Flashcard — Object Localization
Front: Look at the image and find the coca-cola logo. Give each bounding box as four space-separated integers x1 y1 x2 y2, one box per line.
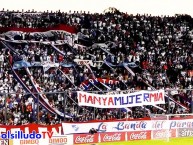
153 130 169 138
129 132 147 140
103 133 121 142
75 135 94 144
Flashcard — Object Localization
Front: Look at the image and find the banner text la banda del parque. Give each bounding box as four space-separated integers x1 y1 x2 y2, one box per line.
77 90 165 108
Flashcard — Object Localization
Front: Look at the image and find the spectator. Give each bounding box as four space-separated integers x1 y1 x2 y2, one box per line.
0 9 192 125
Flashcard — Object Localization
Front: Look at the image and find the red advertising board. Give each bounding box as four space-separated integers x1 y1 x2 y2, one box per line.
127 131 151 141
100 132 125 142
73 134 98 144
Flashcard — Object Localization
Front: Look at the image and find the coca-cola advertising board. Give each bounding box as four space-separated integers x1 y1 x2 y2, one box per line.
178 128 193 137
127 131 151 141
152 129 176 139
73 134 99 144
100 132 125 142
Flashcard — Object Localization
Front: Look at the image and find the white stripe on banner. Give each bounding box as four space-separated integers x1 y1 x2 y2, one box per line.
104 60 114 71
100 82 111 90
83 61 96 78
12 68 56 114
100 47 115 56
51 44 66 56
88 79 102 91
142 106 151 114
122 107 132 113
58 68 77 88
123 64 135 76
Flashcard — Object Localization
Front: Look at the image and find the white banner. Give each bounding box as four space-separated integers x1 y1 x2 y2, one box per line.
77 90 165 108
63 118 193 134
63 121 153 134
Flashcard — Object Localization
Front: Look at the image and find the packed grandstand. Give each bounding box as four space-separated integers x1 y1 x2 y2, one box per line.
0 8 192 126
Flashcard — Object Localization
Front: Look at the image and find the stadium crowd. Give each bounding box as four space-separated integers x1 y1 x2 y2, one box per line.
0 9 192 125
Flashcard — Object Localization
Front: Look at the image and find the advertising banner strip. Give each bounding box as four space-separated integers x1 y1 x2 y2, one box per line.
77 90 165 108
72 130 177 144
62 118 193 134
0 121 193 144
0 118 193 135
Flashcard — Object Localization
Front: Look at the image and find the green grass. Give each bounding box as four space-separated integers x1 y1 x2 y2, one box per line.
81 137 193 145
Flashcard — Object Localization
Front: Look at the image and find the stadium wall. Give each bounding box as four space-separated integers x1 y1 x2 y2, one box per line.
0 0 193 16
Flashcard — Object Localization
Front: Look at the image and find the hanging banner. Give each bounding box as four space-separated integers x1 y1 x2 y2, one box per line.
0 24 77 33
77 90 165 108
74 59 93 66
31 61 59 72
80 78 119 90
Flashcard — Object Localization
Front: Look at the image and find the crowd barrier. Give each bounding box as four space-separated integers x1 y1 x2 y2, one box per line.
0 117 193 145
